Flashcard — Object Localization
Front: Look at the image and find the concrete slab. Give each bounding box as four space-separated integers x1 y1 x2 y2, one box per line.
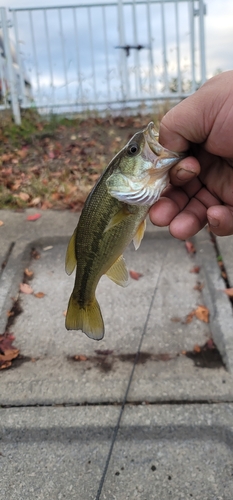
0 209 79 334
0 213 233 404
0 405 118 500
101 403 233 500
1 404 233 500
195 231 233 373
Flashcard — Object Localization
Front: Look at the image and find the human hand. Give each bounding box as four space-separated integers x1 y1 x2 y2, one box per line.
149 71 233 238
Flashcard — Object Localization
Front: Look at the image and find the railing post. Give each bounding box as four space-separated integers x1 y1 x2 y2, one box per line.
117 0 129 101
1 7 21 124
199 0 206 85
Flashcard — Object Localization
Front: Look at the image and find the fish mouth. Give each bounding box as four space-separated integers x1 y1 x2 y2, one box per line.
143 121 184 168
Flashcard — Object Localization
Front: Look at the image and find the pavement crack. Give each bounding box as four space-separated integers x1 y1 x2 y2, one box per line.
1 400 232 409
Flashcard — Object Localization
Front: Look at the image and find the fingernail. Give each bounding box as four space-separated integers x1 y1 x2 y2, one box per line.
208 216 219 228
176 168 195 180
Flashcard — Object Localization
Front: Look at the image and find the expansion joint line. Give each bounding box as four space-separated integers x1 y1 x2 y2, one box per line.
95 248 168 500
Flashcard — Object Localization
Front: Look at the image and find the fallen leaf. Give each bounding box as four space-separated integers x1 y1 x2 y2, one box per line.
170 317 181 322
18 192 30 202
190 266 200 273
222 288 233 297
31 249 40 260
0 334 19 370
185 310 196 323
24 268 34 279
20 283 33 294
129 270 143 280
30 196 41 206
185 241 196 254
195 305 209 323
0 220 4 226
7 310 14 318
27 213 41 221
34 292 45 298
73 354 88 361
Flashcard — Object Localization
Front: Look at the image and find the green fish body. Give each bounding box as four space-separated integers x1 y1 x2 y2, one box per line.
65 122 184 340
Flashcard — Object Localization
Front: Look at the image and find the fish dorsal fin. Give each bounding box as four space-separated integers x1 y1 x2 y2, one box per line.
106 255 129 287
104 206 131 233
65 228 77 275
133 219 146 250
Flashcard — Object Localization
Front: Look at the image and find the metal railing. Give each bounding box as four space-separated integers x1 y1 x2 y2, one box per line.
0 0 206 123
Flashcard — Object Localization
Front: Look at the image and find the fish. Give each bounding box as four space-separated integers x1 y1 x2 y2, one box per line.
65 122 184 340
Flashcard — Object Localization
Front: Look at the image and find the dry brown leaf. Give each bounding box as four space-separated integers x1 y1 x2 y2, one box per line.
24 268 34 279
31 249 40 260
185 241 196 254
0 360 12 370
73 354 88 361
18 192 30 201
185 310 196 323
34 292 45 298
0 334 19 370
195 305 209 323
190 266 200 274
20 283 33 294
7 310 14 318
222 288 233 297
129 270 143 280
0 347 19 362
30 196 41 206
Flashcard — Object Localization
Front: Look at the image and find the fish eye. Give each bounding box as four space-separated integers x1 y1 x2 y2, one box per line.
127 142 139 156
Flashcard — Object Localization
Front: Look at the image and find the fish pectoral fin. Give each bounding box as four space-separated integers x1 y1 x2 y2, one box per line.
106 255 129 287
104 206 131 233
65 228 77 275
65 293 104 340
133 219 146 250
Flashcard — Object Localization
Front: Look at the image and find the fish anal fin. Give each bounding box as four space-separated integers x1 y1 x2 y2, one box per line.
104 206 131 233
133 219 146 250
65 228 77 275
106 255 129 287
65 293 104 340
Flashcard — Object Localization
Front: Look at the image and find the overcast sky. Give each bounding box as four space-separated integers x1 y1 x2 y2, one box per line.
1 0 231 79
1 0 232 107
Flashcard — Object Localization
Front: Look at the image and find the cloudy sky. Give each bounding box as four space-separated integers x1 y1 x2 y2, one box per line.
1 0 232 107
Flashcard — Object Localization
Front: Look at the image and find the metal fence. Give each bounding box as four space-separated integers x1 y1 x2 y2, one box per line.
0 0 206 124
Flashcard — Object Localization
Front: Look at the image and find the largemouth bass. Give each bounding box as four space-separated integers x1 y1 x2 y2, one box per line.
65 122 184 340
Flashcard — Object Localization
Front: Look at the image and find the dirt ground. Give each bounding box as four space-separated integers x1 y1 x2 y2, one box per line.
0 110 165 212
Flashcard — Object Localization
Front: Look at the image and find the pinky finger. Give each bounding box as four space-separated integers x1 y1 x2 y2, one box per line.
207 206 233 236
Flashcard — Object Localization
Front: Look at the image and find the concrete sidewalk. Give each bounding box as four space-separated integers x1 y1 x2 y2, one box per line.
0 209 233 499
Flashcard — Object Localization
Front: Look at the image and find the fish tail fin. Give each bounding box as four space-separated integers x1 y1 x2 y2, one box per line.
65 293 104 340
